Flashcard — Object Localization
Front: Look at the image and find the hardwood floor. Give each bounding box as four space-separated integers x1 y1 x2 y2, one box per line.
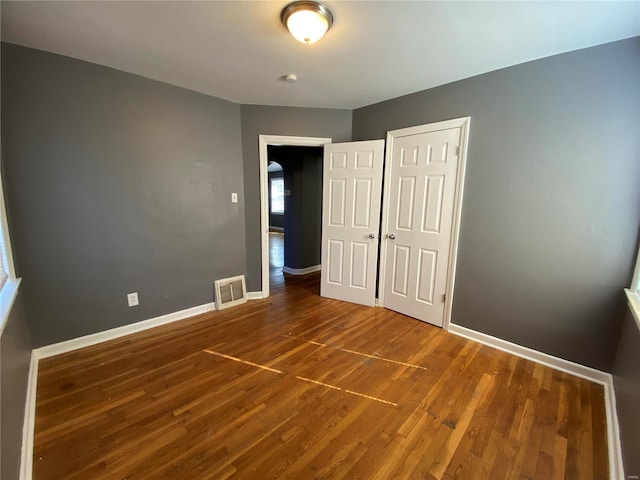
34 272 608 479
269 232 285 289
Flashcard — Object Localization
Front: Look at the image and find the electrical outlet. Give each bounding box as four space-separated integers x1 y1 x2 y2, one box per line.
231 192 238 203
127 292 139 307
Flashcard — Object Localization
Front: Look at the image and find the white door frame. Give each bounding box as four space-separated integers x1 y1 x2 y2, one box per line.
377 117 470 331
258 135 332 298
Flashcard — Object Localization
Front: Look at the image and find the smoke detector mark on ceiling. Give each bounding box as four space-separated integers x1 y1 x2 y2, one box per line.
282 74 298 83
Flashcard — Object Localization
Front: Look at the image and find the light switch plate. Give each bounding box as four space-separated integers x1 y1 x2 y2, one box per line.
231 192 238 203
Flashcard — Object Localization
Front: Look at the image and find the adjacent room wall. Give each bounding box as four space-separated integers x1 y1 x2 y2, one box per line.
1 290 32 479
613 307 640 477
300 148 323 270
2 43 246 347
240 105 351 291
352 37 640 370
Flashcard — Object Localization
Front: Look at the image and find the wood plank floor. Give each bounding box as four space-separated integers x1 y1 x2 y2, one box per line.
33 272 608 479
269 231 285 289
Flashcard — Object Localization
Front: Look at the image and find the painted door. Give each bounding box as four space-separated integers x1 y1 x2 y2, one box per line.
380 119 468 326
321 140 385 306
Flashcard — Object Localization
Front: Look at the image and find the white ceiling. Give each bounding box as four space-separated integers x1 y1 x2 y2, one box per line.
2 1 639 109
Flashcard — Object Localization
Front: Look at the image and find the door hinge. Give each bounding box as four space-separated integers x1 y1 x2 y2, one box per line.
442 293 446 303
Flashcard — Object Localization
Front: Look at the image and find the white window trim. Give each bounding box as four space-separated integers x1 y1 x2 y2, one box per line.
625 244 640 330
630 244 640 293
270 177 285 215
0 168 21 337
0 277 21 336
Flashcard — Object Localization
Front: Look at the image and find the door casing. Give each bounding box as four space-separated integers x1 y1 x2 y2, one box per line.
378 117 470 331
258 135 332 298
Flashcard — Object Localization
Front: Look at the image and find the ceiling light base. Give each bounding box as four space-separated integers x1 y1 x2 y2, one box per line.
281 1 334 45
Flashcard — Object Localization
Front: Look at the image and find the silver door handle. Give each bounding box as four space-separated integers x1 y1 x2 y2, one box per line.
388 233 396 240
368 233 376 239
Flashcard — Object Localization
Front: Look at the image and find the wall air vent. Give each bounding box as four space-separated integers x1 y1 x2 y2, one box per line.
214 275 247 310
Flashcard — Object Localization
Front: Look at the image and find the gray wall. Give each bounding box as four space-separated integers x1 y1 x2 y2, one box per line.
268 146 323 270
1 290 32 480
353 37 640 370
241 105 352 291
613 307 640 477
2 43 246 347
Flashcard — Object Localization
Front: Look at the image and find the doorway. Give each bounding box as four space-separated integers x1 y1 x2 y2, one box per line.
267 161 285 288
259 135 332 298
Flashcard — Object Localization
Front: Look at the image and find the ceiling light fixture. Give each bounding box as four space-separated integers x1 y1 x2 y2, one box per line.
281 1 334 45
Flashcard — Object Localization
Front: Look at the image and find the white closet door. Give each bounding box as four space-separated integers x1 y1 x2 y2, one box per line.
320 140 384 306
380 118 469 327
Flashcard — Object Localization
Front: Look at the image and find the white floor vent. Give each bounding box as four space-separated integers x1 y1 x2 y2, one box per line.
214 275 247 310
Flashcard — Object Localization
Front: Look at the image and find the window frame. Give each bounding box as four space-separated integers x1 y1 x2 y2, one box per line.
0 166 20 336
631 245 640 293
625 245 640 328
270 177 285 215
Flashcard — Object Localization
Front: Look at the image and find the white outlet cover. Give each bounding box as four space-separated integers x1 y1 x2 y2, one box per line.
231 192 238 203
127 292 139 307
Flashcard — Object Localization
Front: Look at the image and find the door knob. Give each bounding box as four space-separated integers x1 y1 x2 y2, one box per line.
388 233 396 240
368 233 376 239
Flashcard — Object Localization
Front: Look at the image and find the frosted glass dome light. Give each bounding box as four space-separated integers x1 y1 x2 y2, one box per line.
281 1 334 45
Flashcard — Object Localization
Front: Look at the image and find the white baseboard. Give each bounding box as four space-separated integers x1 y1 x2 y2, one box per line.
604 376 625 480
35 302 216 359
448 323 608 383
32 291 266 361
282 265 321 276
448 323 624 480
19 352 39 480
